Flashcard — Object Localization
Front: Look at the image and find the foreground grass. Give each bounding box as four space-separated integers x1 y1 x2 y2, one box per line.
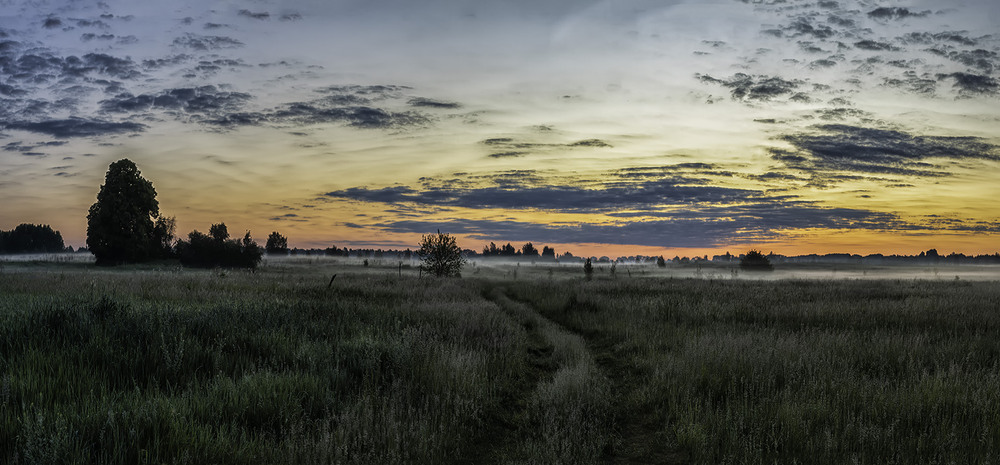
0 265 530 464
509 278 1000 464
3 261 1000 463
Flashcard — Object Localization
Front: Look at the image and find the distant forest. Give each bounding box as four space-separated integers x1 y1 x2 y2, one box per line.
0 224 66 254
2 223 999 266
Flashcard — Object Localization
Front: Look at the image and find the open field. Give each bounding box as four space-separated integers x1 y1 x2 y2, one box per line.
2 258 1000 463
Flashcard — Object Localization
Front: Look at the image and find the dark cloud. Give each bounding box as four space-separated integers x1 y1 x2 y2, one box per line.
825 16 855 29
142 55 192 70
902 32 978 47
882 73 937 95
697 73 803 102
100 86 252 115
81 33 116 42
4 117 145 138
0 51 140 85
172 34 244 51
613 164 723 179
945 49 999 73
43 18 62 29
317 85 411 100
478 136 613 152
815 107 869 121
324 173 755 214
775 124 1000 176
937 72 999 95
75 19 110 29
238 10 270 20
784 18 835 40
809 58 838 69
854 40 900 52
3 140 67 152
488 151 526 158
867 8 930 20
362 198 903 248
267 105 429 129
407 97 460 109
569 139 612 148
280 13 303 21
190 84 434 130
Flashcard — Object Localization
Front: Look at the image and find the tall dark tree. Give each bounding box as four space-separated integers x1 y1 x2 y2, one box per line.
87 159 162 265
482 242 500 257
500 243 517 257
541 246 556 260
418 230 466 277
521 242 539 257
266 231 289 255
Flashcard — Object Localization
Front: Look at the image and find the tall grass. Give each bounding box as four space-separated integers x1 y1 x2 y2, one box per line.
0 268 524 464
509 278 1000 464
5 261 1000 463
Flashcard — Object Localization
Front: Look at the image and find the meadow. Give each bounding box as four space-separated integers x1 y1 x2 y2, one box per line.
1 257 999 464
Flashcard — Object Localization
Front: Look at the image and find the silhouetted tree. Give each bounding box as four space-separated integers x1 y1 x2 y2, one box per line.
482 242 500 257
418 230 465 277
541 246 556 261
152 216 176 258
740 249 774 271
656 255 666 268
500 243 517 257
210 223 229 242
87 159 164 265
0 224 64 253
266 231 289 255
521 242 539 257
176 225 262 269
584 257 594 280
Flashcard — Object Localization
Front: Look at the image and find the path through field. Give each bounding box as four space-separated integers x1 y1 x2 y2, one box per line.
472 286 687 464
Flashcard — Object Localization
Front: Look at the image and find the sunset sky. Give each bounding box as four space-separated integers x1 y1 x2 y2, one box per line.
1 0 998 257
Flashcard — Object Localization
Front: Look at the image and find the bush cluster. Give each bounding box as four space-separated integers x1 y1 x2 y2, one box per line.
176 224 262 269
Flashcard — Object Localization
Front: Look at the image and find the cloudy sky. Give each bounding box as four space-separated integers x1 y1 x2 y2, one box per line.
1 0 999 256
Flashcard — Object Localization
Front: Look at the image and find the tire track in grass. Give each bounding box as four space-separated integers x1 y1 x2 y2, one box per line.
454 290 556 464
510 286 688 464
470 287 614 465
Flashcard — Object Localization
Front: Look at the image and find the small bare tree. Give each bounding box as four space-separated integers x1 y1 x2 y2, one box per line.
418 230 466 277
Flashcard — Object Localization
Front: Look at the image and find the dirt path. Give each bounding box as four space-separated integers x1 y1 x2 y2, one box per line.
511 290 690 465
454 288 562 464
462 286 687 464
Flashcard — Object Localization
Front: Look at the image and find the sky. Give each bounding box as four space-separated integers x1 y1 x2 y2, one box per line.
1 0 998 257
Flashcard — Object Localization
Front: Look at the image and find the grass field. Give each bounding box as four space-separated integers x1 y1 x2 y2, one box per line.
2 257 999 463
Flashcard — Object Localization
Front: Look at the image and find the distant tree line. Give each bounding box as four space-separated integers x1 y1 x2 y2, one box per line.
480 242 557 260
0 224 65 253
176 223 262 269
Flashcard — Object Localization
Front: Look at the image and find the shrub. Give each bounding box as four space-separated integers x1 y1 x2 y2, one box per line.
265 232 289 255
418 231 465 277
739 249 774 271
176 224 262 269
